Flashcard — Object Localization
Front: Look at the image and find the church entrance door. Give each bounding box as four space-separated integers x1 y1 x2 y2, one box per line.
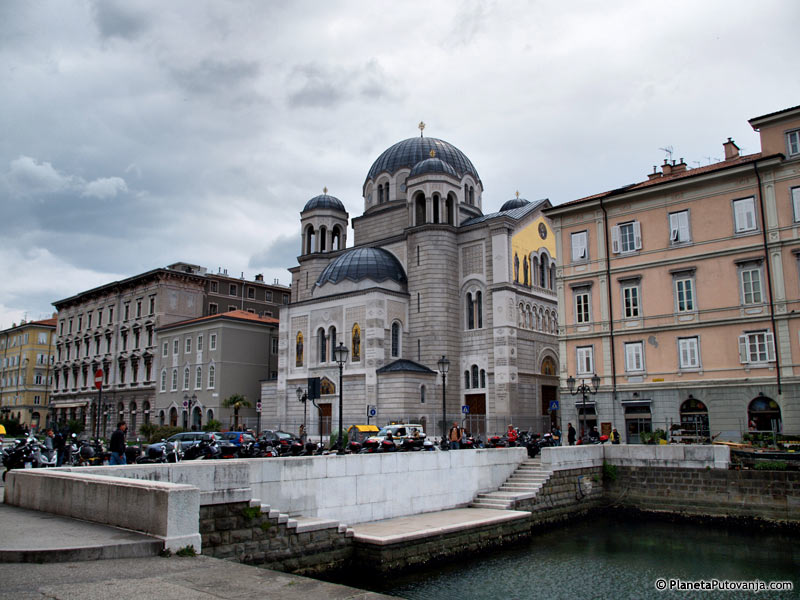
541 385 558 429
319 403 331 437
464 394 486 435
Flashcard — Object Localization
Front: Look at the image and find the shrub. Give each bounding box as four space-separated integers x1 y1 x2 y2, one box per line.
754 460 788 471
328 429 348 450
176 545 197 557
203 419 222 432
66 419 85 435
602 461 618 482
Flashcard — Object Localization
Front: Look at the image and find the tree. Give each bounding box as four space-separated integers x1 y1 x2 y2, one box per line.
222 394 251 430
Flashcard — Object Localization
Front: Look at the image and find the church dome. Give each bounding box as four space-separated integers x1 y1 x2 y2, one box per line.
499 197 530 211
303 193 346 213
365 137 480 184
316 247 407 287
409 156 458 178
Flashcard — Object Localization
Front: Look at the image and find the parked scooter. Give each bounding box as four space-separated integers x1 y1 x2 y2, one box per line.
76 439 109 466
2 436 36 480
136 439 180 463
31 441 57 468
182 435 222 460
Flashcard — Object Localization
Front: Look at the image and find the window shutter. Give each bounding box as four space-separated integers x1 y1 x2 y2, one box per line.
738 334 748 363
765 332 776 361
633 221 642 250
611 226 620 254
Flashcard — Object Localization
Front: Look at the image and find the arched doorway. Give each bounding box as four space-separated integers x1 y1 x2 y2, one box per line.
169 407 178 427
748 395 781 432
680 397 710 441
540 356 558 429
192 406 202 430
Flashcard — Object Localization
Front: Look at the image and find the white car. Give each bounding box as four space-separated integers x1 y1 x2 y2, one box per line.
368 423 425 445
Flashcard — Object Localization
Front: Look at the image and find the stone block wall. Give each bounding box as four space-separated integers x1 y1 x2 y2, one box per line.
200 501 352 575
605 466 800 522
515 466 604 526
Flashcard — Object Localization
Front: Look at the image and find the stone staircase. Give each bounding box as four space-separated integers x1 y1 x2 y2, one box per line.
470 457 552 510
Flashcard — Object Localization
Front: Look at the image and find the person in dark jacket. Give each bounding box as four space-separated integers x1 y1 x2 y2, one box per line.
567 423 576 446
109 421 127 465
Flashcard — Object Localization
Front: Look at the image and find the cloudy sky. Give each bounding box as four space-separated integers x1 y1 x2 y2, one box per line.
1 0 798 328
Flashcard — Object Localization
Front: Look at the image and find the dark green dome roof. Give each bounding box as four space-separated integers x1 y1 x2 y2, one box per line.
303 193 346 213
499 197 530 211
365 137 480 184
316 247 407 287
410 157 458 178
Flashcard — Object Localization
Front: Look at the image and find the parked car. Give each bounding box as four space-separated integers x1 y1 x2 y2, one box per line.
367 423 425 446
147 432 237 457
220 431 256 446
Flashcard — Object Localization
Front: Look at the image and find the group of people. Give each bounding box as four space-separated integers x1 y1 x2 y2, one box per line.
565 422 621 445
447 422 472 449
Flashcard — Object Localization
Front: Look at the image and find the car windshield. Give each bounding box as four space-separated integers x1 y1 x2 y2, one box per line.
275 431 294 440
377 427 395 437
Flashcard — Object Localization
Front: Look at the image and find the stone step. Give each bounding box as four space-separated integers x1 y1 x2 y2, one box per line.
469 500 512 509
501 483 542 491
509 473 549 479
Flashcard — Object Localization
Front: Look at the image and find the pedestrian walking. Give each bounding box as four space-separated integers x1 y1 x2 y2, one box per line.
109 421 127 465
567 422 576 446
552 425 562 446
611 428 621 444
448 422 461 450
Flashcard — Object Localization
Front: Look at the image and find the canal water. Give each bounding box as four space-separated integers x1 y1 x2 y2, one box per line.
330 514 799 600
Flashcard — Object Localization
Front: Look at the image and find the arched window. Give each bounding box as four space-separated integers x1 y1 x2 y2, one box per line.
183 367 190 390
532 256 539 286
160 369 166 392
464 370 470 389
471 365 479 389
469 186 474 205
318 328 327 363
305 225 315 255
206 409 214 423
550 264 556 289
480 369 486 388
433 193 440 223
169 407 178 427
329 326 337 359
518 303 525 327
143 401 151 424
351 324 361 361
540 255 548 289
680 397 709 440
523 256 529 286
378 184 384 204
159 409 165 425
476 291 483 328
331 226 341 251
195 366 202 389
748 395 782 432
415 193 426 225
208 365 215 388
466 292 475 329
391 322 400 358
296 332 304 367
319 226 327 252
420 385 426 404
446 194 455 224
171 369 178 391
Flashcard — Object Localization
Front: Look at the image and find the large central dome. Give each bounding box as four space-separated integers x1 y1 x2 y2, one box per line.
365 137 480 184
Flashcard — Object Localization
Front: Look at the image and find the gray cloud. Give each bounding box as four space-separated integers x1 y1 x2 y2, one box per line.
91 0 150 40
248 234 300 271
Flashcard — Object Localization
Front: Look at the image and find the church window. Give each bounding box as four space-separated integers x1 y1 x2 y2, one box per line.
550 265 556 290
523 256 529 286
318 328 327 363
351 324 361 362
464 371 471 389
319 226 327 252
514 253 519 282
469 186 475 205
378 184 383 204
471 365 479 389
480 369 486 388
415 194 426 225
532 256 539 286
466 292 475 329
391 322 400 358
476 291 483 328
331 226 341 251
540 255 548 289
296 332 304 367
305 225 315 254
446 194 455 224
433 194 440 223
420 385 426 404
329 326 337 359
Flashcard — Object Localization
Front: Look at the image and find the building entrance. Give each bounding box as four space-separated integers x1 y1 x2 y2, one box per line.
464 394 486 435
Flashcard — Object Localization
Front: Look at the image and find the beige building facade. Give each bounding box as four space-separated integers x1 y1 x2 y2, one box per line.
545 105 800 442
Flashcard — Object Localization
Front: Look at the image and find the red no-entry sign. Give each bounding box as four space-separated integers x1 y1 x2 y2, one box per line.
94 369 103 390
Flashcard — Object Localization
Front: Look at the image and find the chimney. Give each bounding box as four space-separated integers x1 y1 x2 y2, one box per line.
723 137 740 160
671 158 688 173
661 159 673 176
647 166 662 180
255 273 264 282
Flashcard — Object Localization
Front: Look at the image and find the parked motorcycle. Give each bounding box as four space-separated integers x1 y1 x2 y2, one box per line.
136 439 180 463
2 436 36 480
360 438 380 453
182 435 222 460
486 435 507 448
77 439 109 466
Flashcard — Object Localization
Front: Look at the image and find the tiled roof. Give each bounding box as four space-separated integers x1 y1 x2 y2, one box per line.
461 198 547 227
376 359 436 374
551 153 768 211
158 309 278 331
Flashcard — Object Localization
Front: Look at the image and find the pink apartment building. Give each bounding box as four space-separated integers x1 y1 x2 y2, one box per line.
545 105 800 443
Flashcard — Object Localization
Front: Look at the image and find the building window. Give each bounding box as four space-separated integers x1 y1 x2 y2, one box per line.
183 368 190 390
576 346 594 375
87 313 92 329
208 365 215 388
465 291 483 330
420 385 425 404
283 294 289 304
271 337 278 354
675 277 695 312
149 296 155 315
792 187 800 222
162 342 168 357
622 283 640 318
229 284 237 296
185 338 192 353
209 303 218 315
391 322 400 358
265 291 273 302
329 326 337 358
787 130 800 157
575 291 590 324
78 315 83 330
211 281 218 293
740 265 763 305
195 366 202 389
195 335 202 352
123 304 130 321
464 370 470 389
295 332 303 367
318 328 327 363
733 197 757 233
624 342 644 372
247 287 255 299
612 221 642 254
571 231 588 262
171 369 178 391
669 210 691 244
738 330 776 364
352 324 361 361
678 337 700 369
136 300 142 318
210 334 217 351
471 365 479 388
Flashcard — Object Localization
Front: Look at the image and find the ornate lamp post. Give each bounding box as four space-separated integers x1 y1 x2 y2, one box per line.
566 373 600 443
296 387 308 441
437 355 450 450
183 393 198 429
334 342 349 455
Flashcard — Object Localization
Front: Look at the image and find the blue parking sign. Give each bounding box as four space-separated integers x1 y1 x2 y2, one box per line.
549 400 560 411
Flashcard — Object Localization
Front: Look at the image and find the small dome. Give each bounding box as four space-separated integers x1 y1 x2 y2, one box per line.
303 193 346 213
499 197 530 212
316 247 407 287
409 157 458 178
365 136 480 185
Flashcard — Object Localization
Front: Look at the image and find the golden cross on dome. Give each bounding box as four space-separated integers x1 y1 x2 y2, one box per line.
429 150 436 158
323 186 328 194
418 121 426 137
515 190 520 198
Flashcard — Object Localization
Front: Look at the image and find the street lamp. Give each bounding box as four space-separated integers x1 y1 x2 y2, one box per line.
296 387 308 441
334 342 349 455
437 355 450 450
183 393 198 429
566 373 600 443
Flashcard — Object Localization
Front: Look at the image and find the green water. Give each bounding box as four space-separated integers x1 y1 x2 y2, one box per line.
336 514 799 600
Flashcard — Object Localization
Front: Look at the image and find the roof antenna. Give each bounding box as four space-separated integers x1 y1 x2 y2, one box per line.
659 145 674 162
418 121 425 137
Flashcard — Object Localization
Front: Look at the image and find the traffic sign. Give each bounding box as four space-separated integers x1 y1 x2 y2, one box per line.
461 405 470 414
256 401 262 413
94 369 103 390
549 400 560 411
368 405 377 417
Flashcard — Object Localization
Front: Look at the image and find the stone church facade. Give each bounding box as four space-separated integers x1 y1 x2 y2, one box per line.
260 132 559 440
